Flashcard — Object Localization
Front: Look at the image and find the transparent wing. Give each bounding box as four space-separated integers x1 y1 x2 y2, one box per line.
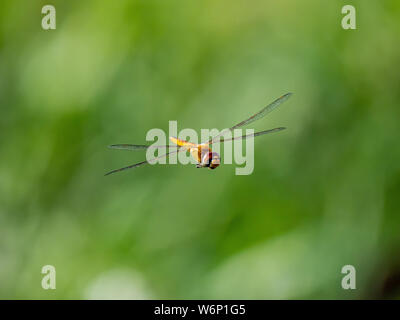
210 127 286 144
108 144 179 151
207 93 292 145
105 147 184 176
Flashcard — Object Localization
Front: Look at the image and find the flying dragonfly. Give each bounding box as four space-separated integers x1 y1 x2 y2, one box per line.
105 93 292 176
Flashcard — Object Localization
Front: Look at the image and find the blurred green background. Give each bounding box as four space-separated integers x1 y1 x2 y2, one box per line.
1 0 400 299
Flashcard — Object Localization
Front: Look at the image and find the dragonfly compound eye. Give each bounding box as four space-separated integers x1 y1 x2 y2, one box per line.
209 153 220 169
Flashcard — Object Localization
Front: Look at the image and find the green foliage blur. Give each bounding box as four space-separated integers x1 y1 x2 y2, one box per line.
1 0 400 299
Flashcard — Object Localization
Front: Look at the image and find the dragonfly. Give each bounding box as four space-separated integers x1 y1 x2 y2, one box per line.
105 93 292 176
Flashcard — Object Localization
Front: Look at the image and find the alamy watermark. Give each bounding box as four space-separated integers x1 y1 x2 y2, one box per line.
41 5 56 30
341 265 356 290
145 121 256 175
341 5 356 30
41 265 56 290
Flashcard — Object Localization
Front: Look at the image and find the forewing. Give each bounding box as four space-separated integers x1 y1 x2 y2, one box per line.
216 127 286 143
207 93 292 145
108 144 179 150
105 147 184 176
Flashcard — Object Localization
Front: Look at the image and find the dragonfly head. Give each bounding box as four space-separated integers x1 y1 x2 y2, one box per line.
201 150 220 169
208 152 220 170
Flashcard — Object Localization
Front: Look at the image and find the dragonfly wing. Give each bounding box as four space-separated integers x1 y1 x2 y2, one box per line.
207 93 292 145
105 147 184 176
108 144 179 150
229 93 292 130
105 159 149 175
216 127 286 143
